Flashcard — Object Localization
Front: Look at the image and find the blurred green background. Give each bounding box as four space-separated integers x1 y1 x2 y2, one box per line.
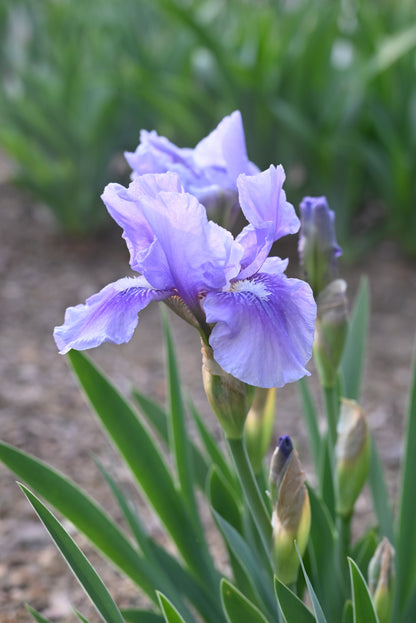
1 0 416 254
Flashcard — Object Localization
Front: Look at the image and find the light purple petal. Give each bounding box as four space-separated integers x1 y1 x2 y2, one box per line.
53 276 173 354
237 165 299 240
125 130 195 180
124 113 259 216
101 172 183 272
235 224 273 280
260 256 289 274
203 272 316 388
193 111 257 182
138 191 242 309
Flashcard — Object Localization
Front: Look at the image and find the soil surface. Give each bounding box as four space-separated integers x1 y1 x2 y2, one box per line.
1 174 416 622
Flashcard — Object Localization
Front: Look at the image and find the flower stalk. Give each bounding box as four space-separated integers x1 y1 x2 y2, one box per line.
227 437 273 561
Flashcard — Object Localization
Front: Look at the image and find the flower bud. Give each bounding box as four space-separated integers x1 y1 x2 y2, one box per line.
244 387 276 474
201 343 253 439
335 399 370 518
313 279 349 388
298 196 342 297
269 436 311 585
368 537 395 623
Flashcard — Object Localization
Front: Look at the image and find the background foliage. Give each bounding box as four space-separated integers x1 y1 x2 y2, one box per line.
1 0 416 252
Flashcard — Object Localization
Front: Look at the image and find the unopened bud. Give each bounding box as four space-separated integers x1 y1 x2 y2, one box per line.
368 537 395 623
335 399 370 518
313 279 349 388
298 196 342 297
201 343 252 439
269 436 311 585
244 387 276 474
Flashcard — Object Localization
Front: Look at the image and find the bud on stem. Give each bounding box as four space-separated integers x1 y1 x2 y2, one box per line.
244 387 276 474
201 343 253 439
335 399 370 518
368 537 395 623
298 196 342 298
313 279 348 389
269 436 311 585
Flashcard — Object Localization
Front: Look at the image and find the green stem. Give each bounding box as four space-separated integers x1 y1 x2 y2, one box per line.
336 512 351 595
227 437 272 562
323 384 339 450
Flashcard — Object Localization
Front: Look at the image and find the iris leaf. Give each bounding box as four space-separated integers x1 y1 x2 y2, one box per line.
220 579 269 623
20 485 125 623
132 389 209 491
67 350 210 580
213 510 276 620
122 611 165 623
340 277 369 401
348 558 379 623
0 441 161 602
298 377 321 475
297 543 328 623
157 593 187 623
368 438 394 541
274 577 316 623
25 606 54 623
395 340 416 616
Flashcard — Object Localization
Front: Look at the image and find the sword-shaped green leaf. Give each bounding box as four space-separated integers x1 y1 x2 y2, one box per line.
21 485 125 623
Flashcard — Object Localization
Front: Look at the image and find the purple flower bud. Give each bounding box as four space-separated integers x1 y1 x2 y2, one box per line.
298 196 342 296
268 437 310 585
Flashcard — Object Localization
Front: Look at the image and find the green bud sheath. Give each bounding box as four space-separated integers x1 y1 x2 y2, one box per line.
244 387 276 474
335 399 370 518
201 343 252 439
269 439 311 584
313 279 349 388
368 537 395 623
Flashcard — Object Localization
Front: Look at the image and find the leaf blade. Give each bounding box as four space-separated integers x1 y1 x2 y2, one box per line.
274 577 316 623
340 277 369 401
21 485 125 623
220 579 269 623
348 558 379 623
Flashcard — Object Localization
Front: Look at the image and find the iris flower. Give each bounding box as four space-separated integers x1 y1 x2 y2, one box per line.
54 161 315 389
125 110 259 218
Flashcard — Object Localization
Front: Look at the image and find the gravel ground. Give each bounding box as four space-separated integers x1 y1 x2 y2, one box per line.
1 178 415 622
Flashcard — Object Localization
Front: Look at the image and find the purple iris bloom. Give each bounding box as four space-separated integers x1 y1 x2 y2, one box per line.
125 111 259 219
54 165 316 389
298 196 342 296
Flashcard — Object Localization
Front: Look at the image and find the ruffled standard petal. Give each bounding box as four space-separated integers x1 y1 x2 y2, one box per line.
138 190 242 309
54 276 173 354
235 224 272 280
203 272 316 388
193 110 257 184
237 165 299 240
125 130 195 181
101 172 183 272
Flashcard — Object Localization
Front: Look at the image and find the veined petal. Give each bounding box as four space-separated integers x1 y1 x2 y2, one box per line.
138 191 242 308
237 165 299 241
203 272 316 388
101 172 183 272
53 276 173 354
